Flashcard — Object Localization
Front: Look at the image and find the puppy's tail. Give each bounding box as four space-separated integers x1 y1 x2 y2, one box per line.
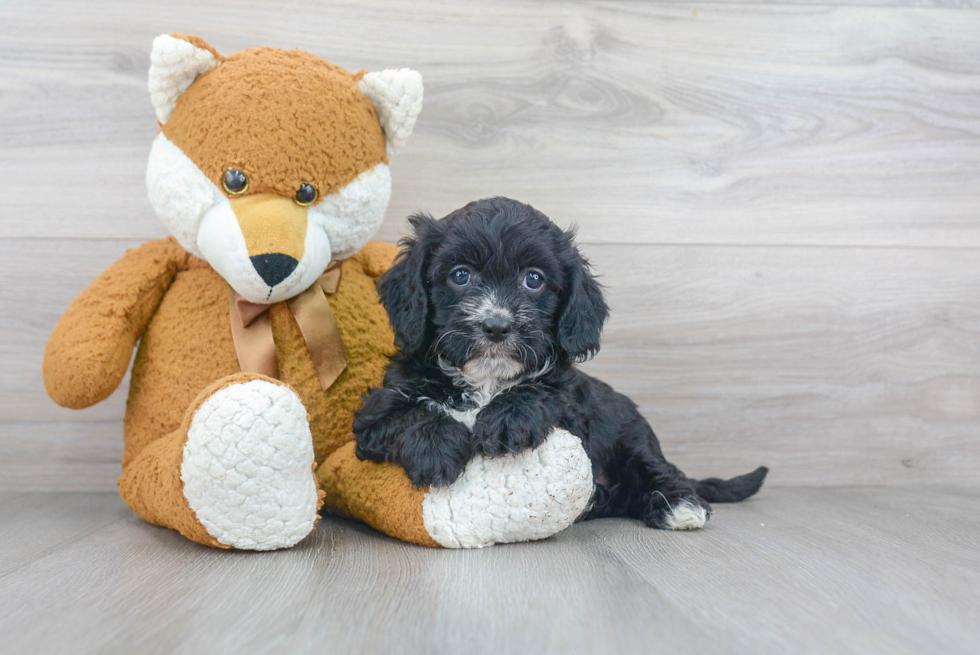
694 466 768 503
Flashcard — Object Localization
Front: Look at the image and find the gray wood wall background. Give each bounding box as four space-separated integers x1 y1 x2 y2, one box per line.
2 0 978 492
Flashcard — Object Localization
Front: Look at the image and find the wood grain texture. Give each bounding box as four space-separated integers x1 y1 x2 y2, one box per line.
2 0 979 490
0 422 124 491
580 243 980 486
2 2 978 651
653 0 980 5
1 1 979 246
5 238 978 490
0 492 131 578
0 487 977 654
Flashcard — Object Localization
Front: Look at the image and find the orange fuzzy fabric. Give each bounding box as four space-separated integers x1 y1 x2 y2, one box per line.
163 46 387 200
43 239 437 547
43 35 434 550
118 372 285 549
320 442 439 547
111 238 399 468
43 238 183 410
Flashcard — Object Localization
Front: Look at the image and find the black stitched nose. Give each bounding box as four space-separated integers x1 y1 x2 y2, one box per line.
482 317 512 343
250 253 299 288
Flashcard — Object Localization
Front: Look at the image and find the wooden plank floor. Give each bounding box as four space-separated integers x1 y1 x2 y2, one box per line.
1 486 977 655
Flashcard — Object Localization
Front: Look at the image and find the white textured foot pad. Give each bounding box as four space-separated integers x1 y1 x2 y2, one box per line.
181 380 319 550
422 428 593 548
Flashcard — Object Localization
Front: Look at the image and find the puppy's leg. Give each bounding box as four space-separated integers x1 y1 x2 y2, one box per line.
471 385 554 456
620 419 711 531
389 409 476 489
354 389 474 489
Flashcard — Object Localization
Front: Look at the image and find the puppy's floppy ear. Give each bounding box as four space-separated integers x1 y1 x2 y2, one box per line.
557 233 608 362
377 213 442 355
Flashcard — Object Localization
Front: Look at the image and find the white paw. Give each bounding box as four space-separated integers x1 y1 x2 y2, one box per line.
421 428 593 548
181 379 319 550
665 499 709 531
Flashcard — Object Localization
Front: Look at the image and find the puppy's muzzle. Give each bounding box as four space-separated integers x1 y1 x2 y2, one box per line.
481 317 512 343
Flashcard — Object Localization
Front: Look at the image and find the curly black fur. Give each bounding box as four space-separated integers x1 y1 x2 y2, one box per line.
354 197 767 528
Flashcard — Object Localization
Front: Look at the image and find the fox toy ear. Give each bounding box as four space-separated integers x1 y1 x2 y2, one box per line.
358 69 424 155
148 34 222 124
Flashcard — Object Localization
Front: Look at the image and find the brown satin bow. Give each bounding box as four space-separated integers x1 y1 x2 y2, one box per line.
228 260 349 392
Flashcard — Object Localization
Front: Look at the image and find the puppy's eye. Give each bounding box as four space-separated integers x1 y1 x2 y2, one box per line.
223 168 249 195
523 269 545 292
449 266 472 287
294 182 318 206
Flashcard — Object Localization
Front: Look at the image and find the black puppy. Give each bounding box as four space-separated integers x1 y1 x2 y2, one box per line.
354 197 767 530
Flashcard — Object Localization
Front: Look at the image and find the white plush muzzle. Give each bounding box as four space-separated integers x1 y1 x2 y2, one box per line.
146 133 392 302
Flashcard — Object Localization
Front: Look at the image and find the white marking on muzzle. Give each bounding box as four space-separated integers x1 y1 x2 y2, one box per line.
460 290 513 326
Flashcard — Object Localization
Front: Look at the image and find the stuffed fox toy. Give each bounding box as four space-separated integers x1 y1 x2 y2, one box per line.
42 34 593 550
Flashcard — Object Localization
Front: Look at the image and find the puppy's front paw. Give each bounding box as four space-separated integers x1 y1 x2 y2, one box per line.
474 407 549 457
398 419 474 489
403 456 466 490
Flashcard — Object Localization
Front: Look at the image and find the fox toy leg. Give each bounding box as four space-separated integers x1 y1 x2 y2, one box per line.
318 428 594 548
119 372 324 550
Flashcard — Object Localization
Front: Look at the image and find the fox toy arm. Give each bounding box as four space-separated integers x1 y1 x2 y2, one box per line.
43 237 188 409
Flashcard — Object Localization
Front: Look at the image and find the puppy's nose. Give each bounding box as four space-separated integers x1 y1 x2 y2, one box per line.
482 317 512 343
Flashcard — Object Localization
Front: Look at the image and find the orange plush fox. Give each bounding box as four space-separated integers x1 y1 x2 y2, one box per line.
42 34 592 550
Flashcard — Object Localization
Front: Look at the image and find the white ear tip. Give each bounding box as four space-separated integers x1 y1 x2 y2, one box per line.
359 68 424 155
148 34 219 124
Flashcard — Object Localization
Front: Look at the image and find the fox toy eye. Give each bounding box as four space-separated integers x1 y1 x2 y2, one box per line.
294 182 318 206
449 266 472 287
222 168 249 195
523 269 545 292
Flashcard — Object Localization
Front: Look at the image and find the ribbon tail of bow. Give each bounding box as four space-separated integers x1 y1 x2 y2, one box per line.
229 262 348 393
288 281 350 392
228 288 280 381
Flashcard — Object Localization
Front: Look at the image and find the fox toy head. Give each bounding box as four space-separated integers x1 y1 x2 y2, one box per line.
145 34 422 303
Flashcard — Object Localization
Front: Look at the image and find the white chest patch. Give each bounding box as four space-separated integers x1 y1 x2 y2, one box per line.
461 356 523 393
446 406 481 430
435 355 524 429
